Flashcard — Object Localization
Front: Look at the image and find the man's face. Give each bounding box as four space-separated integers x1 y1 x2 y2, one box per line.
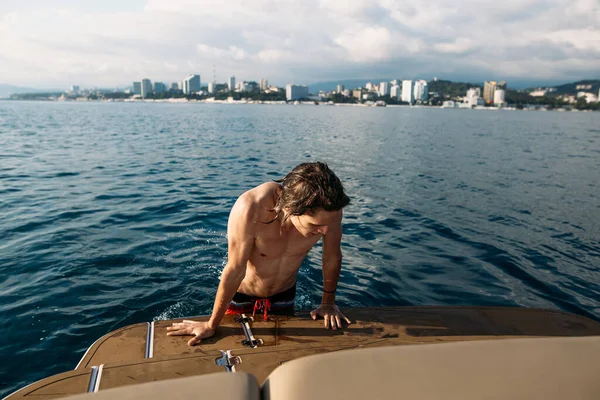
289 208 342 237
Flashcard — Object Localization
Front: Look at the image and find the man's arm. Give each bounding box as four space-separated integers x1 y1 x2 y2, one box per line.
207 197 255 329
167 195 255 345
310 211 351 330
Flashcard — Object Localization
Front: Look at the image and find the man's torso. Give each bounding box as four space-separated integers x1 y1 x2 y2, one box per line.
236 182 322 298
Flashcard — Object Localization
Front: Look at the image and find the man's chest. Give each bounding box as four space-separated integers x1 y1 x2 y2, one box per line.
253 229 321 259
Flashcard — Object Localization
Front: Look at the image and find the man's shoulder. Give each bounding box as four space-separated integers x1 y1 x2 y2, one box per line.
232 182 279 218
240 182 279 205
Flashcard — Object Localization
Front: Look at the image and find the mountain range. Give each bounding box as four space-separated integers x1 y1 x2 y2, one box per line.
0 84 43 99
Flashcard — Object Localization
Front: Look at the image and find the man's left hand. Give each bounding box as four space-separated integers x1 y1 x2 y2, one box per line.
310 304 351 330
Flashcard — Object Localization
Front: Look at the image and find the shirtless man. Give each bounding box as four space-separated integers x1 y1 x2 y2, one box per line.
167 162 351 346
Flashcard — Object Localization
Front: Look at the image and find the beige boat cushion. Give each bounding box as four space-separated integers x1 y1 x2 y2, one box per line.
62 372 259 400
262 337 600 400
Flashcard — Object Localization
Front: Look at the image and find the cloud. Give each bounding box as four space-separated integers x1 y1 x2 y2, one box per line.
433 39 479 56
0 0 599 88
334 26 394 62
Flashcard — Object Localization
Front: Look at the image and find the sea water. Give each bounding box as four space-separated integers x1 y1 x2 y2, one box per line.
1 101 599 395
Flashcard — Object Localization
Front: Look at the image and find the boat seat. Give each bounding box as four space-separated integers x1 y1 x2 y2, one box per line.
262 336 600 400
61 372 259 400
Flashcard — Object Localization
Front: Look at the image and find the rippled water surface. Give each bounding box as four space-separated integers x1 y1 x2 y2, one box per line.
1 101 599 395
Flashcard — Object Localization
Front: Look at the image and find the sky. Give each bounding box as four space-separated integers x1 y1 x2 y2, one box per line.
0 0 599 89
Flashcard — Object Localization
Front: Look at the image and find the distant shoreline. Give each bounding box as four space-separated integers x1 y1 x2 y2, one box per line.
2 98 598 112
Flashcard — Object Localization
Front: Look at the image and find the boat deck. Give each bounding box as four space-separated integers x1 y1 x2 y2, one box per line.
7 306 600 399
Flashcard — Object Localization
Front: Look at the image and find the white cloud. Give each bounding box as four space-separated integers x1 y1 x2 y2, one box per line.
334 26 394 62
433 39 478 55
0 0 598 88
545 29 600 51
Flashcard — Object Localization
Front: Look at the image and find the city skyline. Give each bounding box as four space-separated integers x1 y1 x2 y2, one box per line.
1 0 599 89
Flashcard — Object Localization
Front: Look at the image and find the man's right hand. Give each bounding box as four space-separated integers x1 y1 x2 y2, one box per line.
166 320 216 346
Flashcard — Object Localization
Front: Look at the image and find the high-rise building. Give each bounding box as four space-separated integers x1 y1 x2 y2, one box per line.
493 89 506 106
286 84 309 101
401 80 414 104
71 85 80 95
466 87 481 99
337 84 345 94
365 82 373 91
228 76 236 91
414 80 428 102
170 82 179 90
208 82 215 94
260 79 269 91
133 82 142 95
484 81 506 104
154 82 166 94
379 82 389 97
390 85 400 100
352 90 362 99
465 87 484 107
183 74 201 95
141 79 152 98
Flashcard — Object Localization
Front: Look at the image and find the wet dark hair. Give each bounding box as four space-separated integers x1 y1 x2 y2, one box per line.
268 162 350 224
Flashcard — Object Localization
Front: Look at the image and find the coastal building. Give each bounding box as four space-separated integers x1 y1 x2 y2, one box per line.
493 89 506 106
260 79 268 91
390 85 400 100
154 82 166 94
379 82 389 97
133 82 142 96
235 81 253 92
182 74 201 95
465 87 484 107
228 76 236 91
362 93 375 101
530 89 547 97
484 81 506 104
414 80 428 102
208 82 215 94
442 100 458 108
466 87 481 99
352 90 362 99
337 84 345 94
286 84 309 101
577 92 598 103
170 82 179 90
401 80 414 104
343 89 351 97
141 79 152 98
70 85 80 95
390 79 401 86
365 82 373 91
